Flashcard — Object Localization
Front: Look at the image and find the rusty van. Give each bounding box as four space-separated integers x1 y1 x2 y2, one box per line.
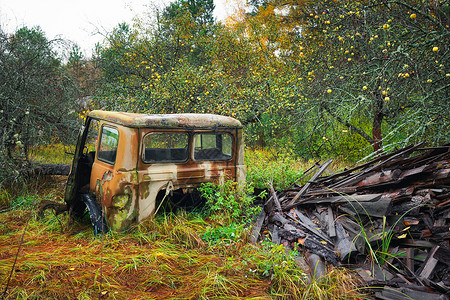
64 110 245 233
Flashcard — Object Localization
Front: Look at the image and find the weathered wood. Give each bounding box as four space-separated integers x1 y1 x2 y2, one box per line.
306 252 325 281
315 143 424 185
338 195 392 218
418 246 440 280
258 142 450 297
327 206 336 238
335 221 357 262
291 208 334 246
336 217 377 254
375 286 448 300
406 248 415 273
293 193 382 205
328 143 426 189
250 210 266 244
434 246 450 267
285 159 333 207
356 169 402 187
400 239 436 248
279 223 307 241
30 163 70 176
272 225 281 244
300 235 339 266
270 212 290 225
269 183 282 212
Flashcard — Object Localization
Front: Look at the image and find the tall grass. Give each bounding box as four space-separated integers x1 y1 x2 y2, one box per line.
29 143 75 165
245 148 349 190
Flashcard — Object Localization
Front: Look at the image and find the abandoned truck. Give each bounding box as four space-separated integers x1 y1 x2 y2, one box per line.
64 110 245 232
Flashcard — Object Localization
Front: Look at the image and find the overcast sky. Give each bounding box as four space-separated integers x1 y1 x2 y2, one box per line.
0 0 231 58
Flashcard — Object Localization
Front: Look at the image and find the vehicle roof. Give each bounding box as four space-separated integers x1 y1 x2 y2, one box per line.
87 110 242 129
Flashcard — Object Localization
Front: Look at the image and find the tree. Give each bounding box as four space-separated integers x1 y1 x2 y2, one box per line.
244 0 449 155
164 0 215 27
0 26 79 185
66 45 100 98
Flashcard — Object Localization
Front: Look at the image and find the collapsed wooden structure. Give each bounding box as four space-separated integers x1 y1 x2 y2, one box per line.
252 143 450 299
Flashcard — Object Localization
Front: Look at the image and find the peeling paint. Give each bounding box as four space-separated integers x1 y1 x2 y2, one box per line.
101 170 114 184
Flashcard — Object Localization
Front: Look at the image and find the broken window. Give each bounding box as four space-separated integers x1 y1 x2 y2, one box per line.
143 132 188 163
194 133 232 161
97 126 119 164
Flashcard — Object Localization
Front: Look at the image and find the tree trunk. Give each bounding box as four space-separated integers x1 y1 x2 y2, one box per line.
28 164 70 176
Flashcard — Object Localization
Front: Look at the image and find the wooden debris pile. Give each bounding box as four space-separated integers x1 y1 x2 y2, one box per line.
251 143 450 299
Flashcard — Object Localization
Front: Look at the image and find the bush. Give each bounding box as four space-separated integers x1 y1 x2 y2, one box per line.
198 179 261 225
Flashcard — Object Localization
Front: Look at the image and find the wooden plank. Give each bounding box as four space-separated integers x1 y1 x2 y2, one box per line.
270 212 290 225
419 246 440 280
295 194 382 205
338 195 392 218
327 206 336 238
329 143 425 189
316 143 422 185
376 286 445 300
400 239 435 248
285 159 334 207
271 225 281 245
269 183 282 212
406 248 415 273
335 221 357 262
434 246 450 267
291 208 334 246
250 210 266 244
306 252 325 281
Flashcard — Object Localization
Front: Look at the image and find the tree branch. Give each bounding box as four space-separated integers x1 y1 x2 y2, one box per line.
321 102 374 145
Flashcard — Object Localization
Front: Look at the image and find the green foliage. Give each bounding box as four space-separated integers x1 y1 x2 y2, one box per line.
202 223 245 245
198 179 260 224
9 195 37 209
164 0 215 28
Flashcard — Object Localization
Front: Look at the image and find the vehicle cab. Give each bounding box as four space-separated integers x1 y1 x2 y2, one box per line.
64 110 245 232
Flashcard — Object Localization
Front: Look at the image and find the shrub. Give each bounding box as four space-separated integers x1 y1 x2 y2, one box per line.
198 179 261 225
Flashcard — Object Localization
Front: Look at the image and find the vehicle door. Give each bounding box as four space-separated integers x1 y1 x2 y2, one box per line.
90 122 139 231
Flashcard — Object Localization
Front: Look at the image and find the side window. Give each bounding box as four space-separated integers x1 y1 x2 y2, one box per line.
194 133 233 161
97 126 119 164
143 132 188 163
86 119 100 153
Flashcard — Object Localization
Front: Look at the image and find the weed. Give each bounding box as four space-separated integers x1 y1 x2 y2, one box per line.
251 242 307 299
202 223 246 245
199 179 261 225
